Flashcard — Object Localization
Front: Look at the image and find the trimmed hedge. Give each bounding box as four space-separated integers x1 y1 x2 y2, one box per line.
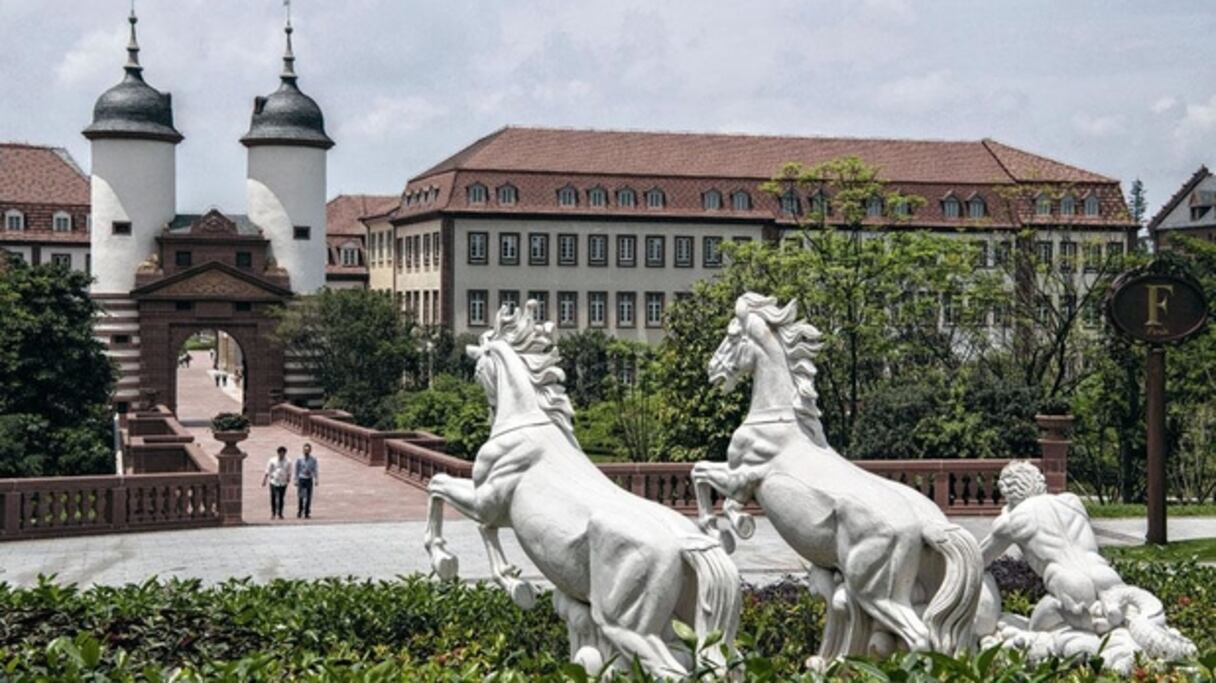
1 559 1212 681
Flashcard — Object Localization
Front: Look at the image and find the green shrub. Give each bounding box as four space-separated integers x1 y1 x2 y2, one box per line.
210 412 251 433
396 374 489 458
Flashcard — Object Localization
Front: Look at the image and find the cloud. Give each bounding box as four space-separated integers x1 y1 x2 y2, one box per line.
1072 112 1126 138
1181 95 1216 131
1151 96 1178 114
55 27 124 87
878 70 955 114
338 96 447 139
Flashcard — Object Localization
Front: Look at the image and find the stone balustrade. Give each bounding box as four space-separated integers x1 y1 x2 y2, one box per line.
384 437 472 487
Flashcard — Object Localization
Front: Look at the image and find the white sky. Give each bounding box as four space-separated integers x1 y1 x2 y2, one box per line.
3 0 1215 217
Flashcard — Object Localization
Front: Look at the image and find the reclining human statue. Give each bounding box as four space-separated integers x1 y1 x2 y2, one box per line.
977 460 1197 674
691 292 985 665
423 301 741 679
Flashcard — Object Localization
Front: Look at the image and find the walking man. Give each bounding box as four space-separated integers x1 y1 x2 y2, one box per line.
261 446 291 520
295 443 319 519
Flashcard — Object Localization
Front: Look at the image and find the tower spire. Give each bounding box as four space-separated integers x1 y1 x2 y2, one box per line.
125 0 143 78
281 0 297 84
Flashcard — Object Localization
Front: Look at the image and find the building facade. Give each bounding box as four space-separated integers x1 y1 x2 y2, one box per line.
368 127 1135 342
325 194 395 289
1148 166 1216 249
0 144 91 272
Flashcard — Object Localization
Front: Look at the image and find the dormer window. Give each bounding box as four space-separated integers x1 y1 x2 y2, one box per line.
810 192 830 216
466 183 488 204
892 198 910 218
1084 194 1100 217
645 188 665 209
731 191 751 211
617 187 636 207
588 187 608 207
52 212 72 231
558 185 578 207
702 190 722 210
866 196 883 218
497 184 517 205
968 197 986 219
4 210 25 231
780 190 801 216
1060 196 1076 216
341 245 360 266
942 197 960 219
1035 195 1052 216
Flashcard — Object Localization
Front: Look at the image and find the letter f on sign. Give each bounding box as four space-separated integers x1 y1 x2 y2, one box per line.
1145 284 1174 327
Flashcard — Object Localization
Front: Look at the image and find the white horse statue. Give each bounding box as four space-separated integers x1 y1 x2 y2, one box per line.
690 292 984 662
424 301 741 678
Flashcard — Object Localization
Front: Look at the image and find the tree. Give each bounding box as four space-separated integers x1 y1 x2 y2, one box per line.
557 329 615 408
1128 179 1147 227
274 289 419 428
396 374 489 459
0 259 114 476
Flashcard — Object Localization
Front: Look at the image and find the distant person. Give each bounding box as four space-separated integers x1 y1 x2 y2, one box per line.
261 446 292 520
214 373 221 387
295 443 319 519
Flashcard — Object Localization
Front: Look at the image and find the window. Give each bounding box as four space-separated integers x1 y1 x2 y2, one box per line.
810 192 830 216
557 234 577 265
993 298 1011 328
1083 300 1101 327
499 290 519 312
1082 243 1102 272
109 220 131 235
53 212 72 231
175 251 192 267
235 302 252 313
528 290 548 321
972 240 989 269
731 191 751 211
645 235 664 267
942 198 960 219
645 189 665 209
617 235 636 266
175 301 194 311
866 196 883 218
499 232 520 265
588 235 608 266
1035 240 1053 266
1191 206 1209 221
588 292 607 327
558 185 578 207
645 292 665 327
892 198 910 218
1035 196 1052 217
968 197 986 219
497 184 517 205
703 236 723 267
674 236 694 267
588 187 607 207
781 190 800 216
236 251 252 269
467 183 488 204
529 233 549 265
293 225 310 240
1107 241 1124 264
468 290 488 326
1059 241 1077 272
558 291 577 327
4 211 24 231
51 253 71 268
616 292 636 327
1060 196 1076 216
1084 194 1100 217
703 190 722 210
423 233 432 268
994 241 1012 268
341 246 359 266
112 334 131 345
942 292 959 326
404 236 413 270
468 232 488 264
617 188 636 208
396 237 404 271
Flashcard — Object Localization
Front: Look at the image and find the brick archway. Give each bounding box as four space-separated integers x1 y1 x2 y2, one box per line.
160 322 283 424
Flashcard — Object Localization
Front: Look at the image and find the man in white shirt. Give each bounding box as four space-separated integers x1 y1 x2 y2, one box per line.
261 446 292 520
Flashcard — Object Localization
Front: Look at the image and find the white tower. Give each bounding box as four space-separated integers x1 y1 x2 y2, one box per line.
83 9 181 295
241 16 332 294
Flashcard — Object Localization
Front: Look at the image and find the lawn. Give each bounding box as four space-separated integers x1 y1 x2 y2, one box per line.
1103 537 1216 563
1085 501 1216 518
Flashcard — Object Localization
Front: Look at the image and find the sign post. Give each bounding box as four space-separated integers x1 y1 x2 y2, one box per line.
1107 267 1209 545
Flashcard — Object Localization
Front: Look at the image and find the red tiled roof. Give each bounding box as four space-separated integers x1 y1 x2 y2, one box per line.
981 139 1115 184
0 143 89 204
326 194 398 237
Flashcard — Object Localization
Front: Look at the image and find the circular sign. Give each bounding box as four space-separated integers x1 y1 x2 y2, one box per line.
1107 272 1209 344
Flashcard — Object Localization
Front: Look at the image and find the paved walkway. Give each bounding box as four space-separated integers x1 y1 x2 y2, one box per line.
0 517 1211 588
176 351 435 525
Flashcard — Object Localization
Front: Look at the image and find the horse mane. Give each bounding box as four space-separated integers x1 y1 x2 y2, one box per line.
481 300 576 438
736 293 828 447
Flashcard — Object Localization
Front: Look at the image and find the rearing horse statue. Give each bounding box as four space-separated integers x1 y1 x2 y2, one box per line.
691 293 983 662
424 301 741 678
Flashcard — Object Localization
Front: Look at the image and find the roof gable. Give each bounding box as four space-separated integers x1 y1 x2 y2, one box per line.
132 260 292 300
1148 166 1211 232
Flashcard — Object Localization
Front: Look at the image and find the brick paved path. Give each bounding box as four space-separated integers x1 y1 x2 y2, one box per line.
177 351 435 525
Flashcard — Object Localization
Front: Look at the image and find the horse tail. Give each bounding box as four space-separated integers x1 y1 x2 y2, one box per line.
921 523 983 655
680 539 742 667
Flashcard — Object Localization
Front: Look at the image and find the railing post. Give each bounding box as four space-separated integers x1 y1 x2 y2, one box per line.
933 471 950 511
111 483 128 530
369 434 386 467
3 490 20 536
215 438 247 526
1035 414 1073 494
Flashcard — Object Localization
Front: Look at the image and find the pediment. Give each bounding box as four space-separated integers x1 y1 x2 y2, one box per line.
133 262 291 301
194 209 238 235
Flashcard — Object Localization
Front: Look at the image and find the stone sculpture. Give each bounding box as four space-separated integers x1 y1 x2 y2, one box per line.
691 292 984 663
977 461 1197 674
424 301 741 678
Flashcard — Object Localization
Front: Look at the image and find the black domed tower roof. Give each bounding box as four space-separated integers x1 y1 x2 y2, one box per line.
82 11 183 144
240 20 333 150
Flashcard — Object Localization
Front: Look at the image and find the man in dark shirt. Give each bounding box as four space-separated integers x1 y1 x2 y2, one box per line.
294 443 319 519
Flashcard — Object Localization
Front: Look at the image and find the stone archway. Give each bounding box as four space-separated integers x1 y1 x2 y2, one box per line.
162 323 281 424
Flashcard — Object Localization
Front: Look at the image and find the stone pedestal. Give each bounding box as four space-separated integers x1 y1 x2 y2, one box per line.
214 431 248 525
1035 414 1073 493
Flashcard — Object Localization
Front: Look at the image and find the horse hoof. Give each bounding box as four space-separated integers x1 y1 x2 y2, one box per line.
573 646 604 674
508 579 536 610
432 551 458 579
719 529 737 555
732 512 756 539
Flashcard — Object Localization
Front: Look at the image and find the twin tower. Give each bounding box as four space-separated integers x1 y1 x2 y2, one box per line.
84 9 332 295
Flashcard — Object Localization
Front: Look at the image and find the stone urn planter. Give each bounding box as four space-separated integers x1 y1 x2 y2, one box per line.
1034 414 1075 440
210 412 251 525
213 430 249 457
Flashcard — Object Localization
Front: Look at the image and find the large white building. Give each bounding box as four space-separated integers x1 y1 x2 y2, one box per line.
365 127 1136 342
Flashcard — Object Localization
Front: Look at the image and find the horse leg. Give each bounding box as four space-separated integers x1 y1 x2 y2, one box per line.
691 461 732 546
553 590 614 674
479 524 536 609
845 535 932 652
691 461 759 542
424 474 478 579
